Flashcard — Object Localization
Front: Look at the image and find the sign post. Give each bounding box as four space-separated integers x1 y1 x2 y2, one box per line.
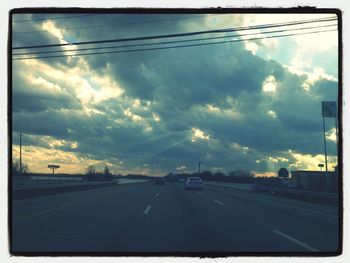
48 164 60 175
48 165 60 184
318 163 324 171
19 132 22 176
321 101 337 192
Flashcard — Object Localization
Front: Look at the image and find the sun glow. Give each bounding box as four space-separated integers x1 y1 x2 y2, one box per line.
262 75 277 93
191 128 210 142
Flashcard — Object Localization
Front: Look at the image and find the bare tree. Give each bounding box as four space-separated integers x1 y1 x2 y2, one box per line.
12 159 29 175
228 170 254 177
104 164 110 176
86 165 96 176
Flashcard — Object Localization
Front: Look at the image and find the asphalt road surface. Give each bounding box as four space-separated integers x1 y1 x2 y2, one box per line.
11 182 340 254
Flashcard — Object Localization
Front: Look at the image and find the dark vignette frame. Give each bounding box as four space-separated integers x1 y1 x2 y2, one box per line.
7 6 343 257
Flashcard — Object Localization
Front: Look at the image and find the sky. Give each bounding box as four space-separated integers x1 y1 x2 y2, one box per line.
11 12 339 176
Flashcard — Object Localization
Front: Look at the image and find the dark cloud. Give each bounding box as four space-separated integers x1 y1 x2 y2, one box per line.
11 13 339 174
12 90 81 113
12 109 69 137
12 63 82 113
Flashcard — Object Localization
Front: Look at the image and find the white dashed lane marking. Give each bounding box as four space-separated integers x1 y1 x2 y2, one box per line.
213 199 224 206
143 205 152 215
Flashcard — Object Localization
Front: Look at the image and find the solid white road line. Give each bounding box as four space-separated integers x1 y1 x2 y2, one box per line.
220 188 337 219
273 229 320 252
266 199 337 219
143 205 152 215
229 206 320 251
213 199 224 206
248 214 276 229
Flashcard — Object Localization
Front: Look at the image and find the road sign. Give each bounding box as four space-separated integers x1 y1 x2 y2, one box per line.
278 168 289 178
48 165 60 169
48 164 60 175
322 101 336 117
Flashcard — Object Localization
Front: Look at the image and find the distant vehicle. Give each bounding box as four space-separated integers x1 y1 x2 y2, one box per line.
154 177 166 185
185 177 203 190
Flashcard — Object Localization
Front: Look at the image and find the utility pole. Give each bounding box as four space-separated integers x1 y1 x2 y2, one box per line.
335 101 339 159
322 116 328 174
322 114 330 192
19 132 22 175
321 101 336 192
198 161 201 175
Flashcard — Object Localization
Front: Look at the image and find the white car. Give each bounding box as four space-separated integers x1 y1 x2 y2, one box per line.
185 177 203 190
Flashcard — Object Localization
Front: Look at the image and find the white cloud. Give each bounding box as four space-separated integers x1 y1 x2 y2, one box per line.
12 13 339 176
29 76 63 94
132 99 141 108
152 112 161 122
230 142 250 154
90 74 124 103
123 108 143 122
176 165 187 171
267 110 277 119
240 14 338 80
41 20 65 42
288 150 337 171
326 128 337 142
262 75 277 93
206 104 221 113
19 58 124 106
12 144 89 174
244 41 259 55
191 128 210 142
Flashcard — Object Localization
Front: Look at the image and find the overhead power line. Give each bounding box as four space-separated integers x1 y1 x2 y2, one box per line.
12 16 337 50
13 14 211 34
12 28 337 61
13 14 102 23
12 23 337 57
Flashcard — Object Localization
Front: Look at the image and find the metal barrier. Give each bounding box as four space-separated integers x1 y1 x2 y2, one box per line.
11 176 148 199
204 181 338 204
205 182 253 191
12 176 103 189
252 184 338 200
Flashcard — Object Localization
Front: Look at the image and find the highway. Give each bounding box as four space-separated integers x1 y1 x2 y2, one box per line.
11 182 340 254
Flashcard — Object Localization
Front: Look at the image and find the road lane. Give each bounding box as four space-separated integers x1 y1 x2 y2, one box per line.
12 183 156 252
204 184 338 217
11 181 340 253
13 184 145 220
77 182 311 252
201 183 339 252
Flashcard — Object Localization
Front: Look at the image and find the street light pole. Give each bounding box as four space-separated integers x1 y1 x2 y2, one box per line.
19 132 22 175
335 102 339 160
322 116 330 191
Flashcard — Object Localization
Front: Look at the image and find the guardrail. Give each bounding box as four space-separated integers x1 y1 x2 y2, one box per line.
13 176 84 189
252 184 338 200
118 179 148 184
204 181 338 205
11 176 148 199
204 182 253 191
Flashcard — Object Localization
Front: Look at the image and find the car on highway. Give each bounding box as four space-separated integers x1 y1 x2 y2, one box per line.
185 177 203 190
154 177 166 185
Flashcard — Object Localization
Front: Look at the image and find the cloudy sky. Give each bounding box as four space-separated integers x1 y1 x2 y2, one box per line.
11 11 339 176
